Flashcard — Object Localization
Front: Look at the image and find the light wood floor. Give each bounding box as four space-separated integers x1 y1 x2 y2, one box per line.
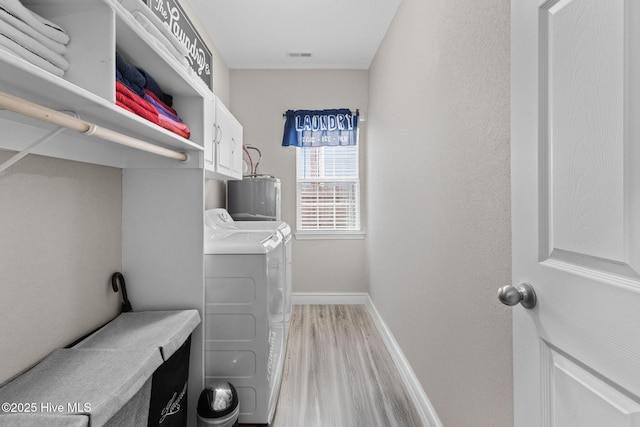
242 304 423 427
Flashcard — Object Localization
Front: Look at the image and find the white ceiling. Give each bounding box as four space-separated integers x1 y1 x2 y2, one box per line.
189 0 401 70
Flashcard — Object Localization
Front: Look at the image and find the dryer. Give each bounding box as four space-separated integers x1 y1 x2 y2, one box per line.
203 214 286 425
205 209 293 337
236 220 292 341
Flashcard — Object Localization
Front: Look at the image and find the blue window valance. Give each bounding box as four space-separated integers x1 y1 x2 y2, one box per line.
282 109 359 147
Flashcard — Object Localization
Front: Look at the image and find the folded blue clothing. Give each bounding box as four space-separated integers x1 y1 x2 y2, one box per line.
136 67 173 107
116 53 145 97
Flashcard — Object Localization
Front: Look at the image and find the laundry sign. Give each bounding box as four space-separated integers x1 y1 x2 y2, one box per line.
282 109 359 147
145 0 213 90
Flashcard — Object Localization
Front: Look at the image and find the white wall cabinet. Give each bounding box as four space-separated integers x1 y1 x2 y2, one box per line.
204 94 243 180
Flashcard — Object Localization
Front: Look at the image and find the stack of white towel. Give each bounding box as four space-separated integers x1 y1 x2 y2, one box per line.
115 0 189 67
0 0 70 77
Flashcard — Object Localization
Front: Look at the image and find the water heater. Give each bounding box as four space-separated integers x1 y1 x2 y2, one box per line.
227 175 281 221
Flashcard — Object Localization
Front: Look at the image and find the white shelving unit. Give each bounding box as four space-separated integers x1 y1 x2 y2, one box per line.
0 0 244 171
0 0 210 169
0 1 244 425
122 167 205 427
0 1 246 171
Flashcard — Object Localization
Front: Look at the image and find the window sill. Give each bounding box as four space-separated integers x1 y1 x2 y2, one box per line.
295 231 366 240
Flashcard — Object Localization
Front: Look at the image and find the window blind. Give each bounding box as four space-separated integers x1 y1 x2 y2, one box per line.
296 145 360 231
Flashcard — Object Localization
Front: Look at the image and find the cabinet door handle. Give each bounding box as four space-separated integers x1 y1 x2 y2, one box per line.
216 125 223 143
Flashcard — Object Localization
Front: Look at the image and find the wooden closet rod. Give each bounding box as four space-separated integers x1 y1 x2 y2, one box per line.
0 91 188 161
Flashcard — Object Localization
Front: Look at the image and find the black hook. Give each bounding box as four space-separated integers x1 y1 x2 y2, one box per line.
111 272 133 313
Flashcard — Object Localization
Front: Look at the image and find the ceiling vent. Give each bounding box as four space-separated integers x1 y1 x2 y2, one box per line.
288 52 312 58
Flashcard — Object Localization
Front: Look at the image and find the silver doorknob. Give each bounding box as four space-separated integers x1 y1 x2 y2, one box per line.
498 282 536 309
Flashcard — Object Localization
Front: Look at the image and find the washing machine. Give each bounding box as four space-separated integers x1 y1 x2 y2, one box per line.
205 209 293 337
203 213 286 425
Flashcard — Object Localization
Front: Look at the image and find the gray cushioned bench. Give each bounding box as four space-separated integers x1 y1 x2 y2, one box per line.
0 310 200 427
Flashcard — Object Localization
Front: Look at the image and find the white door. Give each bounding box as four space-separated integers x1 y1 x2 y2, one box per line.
204 93 216 166
214 98 243 180
215 99 234 176
510 0 640 426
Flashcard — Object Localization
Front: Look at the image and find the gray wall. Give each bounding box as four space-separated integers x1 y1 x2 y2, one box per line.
230 70 369 293
366 0 513 425
0 152 122 384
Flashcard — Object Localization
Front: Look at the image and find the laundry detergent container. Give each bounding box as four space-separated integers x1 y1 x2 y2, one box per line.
74 310 200 427
227 176 281 221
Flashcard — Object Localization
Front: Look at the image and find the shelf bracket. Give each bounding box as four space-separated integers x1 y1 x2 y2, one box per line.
0 126 66 174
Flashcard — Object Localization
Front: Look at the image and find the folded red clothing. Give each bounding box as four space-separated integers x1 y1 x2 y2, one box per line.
116 90 159 125
145 89 178 117
158 109 189 132
116 80 190 139
115 100 134 114
158 114 190 139
146 93 182 123
116 80 158 120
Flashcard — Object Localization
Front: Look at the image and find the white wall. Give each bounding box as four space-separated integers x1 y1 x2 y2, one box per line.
230 70 369 293
0 151 122 384
367 0 513 426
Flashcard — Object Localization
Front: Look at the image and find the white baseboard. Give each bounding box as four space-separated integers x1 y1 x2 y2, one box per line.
291 292 442 427
365 296 443 427
291 292 370 305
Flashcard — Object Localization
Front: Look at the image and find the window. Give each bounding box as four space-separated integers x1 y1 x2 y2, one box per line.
282 108 362 238
296 143 361 234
